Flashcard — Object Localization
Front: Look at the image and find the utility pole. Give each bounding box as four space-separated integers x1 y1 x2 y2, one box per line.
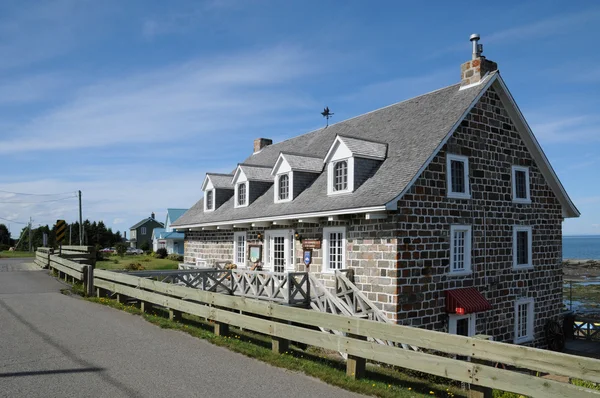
28 217 32 252
78 190 83 246
69 223 72 245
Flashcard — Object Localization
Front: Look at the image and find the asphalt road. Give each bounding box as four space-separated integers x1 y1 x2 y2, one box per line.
0 258 365 398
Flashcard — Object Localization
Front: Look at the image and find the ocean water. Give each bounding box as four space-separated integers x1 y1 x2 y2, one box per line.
563 235 600 260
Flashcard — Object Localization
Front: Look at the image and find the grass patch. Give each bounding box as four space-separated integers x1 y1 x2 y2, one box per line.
0 250 35 258
563 282 600 312
85 295 463 398
96 255 178 271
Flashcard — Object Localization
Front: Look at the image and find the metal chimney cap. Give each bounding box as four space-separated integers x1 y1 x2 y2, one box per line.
470 33 481 42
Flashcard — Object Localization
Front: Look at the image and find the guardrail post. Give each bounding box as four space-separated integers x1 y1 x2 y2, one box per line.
169 309 182 322
214 321 229 336
141 301 154 313
346 333 366 379
469 335 493 398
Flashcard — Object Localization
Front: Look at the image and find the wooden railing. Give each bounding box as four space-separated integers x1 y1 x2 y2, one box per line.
92 269 600 398
574 318 600 342
35 247 94 296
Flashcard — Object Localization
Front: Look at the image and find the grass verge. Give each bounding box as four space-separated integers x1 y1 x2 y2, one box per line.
96 255 178 271
0 250 35 258
83 294 463 398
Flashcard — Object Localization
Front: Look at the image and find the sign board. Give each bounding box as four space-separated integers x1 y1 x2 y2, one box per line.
248 245 262 263
303 249 312 266
302 239 321 249
55 219 66 244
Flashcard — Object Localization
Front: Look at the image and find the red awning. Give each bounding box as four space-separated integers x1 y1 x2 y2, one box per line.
445 288 492 314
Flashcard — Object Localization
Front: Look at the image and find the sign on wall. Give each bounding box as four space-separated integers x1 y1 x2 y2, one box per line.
248 245 262 263
302 239 321 249
303 249 312 266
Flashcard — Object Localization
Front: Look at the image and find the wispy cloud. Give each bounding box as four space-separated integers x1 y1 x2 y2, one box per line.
0 46 318 154
529 115 600 143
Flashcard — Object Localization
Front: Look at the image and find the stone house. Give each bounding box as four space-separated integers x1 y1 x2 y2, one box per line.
172 35 579 348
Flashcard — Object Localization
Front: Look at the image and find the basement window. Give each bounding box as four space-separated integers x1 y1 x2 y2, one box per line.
446 154 470 199
512 166 531 203
514 298 534 344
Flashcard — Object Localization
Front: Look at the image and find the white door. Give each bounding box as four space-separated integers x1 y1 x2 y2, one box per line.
264 230 294 273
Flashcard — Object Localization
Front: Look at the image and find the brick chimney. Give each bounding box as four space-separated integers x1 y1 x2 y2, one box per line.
460 34 497 87
253 138 272 153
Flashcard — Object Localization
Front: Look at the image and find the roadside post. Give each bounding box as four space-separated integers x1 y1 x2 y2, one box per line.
56 219 66 256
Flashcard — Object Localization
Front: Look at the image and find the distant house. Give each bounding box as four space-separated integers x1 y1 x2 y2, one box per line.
129 213 164 250
152 208 187 254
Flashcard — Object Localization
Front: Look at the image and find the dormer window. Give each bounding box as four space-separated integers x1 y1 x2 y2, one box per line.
278 174 289 200
333 160 348 191
237 183 247 206
206 190 214 210
324 135 386 196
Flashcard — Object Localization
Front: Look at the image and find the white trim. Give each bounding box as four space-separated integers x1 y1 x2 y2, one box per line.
493 77 579 218
263 229 295 273
174 206 386 230
323 136 344 165
449 225 472 275
458 71 490 91
446 154 470 199
234 182 249 208
511 165 531 204
513 225 533 270
271 153 287 176
514 297 534 344
203 188 215 212
274 172 293 203
201 175 211 191
233 231 247 267
448 313 476 336
327 158 354 195
384 74 496 211
322 226 346 273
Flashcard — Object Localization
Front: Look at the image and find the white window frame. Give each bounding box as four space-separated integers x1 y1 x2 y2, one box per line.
235 182 248 208
448 313 476 336
274 172 293 203
141 227 147 235
514 297 534 344
446 154 470 199
513 225 533 270
322 226 346 273
263 229 295 273
512 166 531 204
449 225 472 275
204 189 215 212
233 231 247 267
327 158 354 195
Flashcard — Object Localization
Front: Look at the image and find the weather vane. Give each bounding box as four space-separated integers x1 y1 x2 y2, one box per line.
321 106 334 128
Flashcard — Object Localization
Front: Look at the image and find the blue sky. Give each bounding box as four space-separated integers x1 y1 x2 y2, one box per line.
1 0 599 237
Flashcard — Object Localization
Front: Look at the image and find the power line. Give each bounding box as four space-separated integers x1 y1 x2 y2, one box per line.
0 189 77 196
0 216 28 225
0 195 77 204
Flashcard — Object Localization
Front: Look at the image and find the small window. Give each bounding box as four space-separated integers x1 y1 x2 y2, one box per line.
446 154 470 199
514 298 534 344
278 174 289 200
323 227 346 271
513 226 532 269
449 225 472 274
141 227 147 235
206 190 213 210
333 161 348 192
233 231 247 267
237 183 246 206
512 166 531 203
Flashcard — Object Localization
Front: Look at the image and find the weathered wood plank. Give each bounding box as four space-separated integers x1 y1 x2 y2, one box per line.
89 279 600 398
50 261 83 281
93 271 600 384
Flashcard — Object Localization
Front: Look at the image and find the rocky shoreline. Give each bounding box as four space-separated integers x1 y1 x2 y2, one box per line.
563 259 600 280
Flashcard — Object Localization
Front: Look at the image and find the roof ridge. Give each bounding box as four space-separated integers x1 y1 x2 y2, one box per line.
280 151 323 159
337 134 388 146
207 172 235 176
238 163 272 169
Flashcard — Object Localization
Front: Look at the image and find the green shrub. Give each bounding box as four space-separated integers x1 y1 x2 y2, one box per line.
112 259 119 264
126 262 145 271
572 379 600 391
156 248 168 259
115 243 127 257
140 241 150 252
167 254 183 262
0 244 10 251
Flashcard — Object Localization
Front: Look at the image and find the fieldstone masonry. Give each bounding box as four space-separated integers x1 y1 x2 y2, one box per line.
184 86 563 348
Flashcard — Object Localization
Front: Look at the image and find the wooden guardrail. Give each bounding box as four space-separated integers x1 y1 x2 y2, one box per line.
35 247 94 296
93 269 600 398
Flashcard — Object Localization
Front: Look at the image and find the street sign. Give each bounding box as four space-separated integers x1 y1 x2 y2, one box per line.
303 249 312 266
56 220 66 244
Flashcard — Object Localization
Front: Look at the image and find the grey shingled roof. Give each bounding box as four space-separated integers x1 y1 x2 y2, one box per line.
207 173 235 189
239 164 272 182
130 217 164 230
338 136 387 159
281 153 323 173
173 76 493 228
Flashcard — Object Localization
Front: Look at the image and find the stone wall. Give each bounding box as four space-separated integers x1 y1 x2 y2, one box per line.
394 87 563 347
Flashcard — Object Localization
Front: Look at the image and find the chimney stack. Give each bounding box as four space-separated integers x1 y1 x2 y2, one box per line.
253 138 272 153
151 212 155 220
460 34 497 87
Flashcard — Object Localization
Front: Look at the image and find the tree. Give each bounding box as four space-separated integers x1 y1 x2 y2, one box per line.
140 241 150 252
115 242 127 258
0 224 10 245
